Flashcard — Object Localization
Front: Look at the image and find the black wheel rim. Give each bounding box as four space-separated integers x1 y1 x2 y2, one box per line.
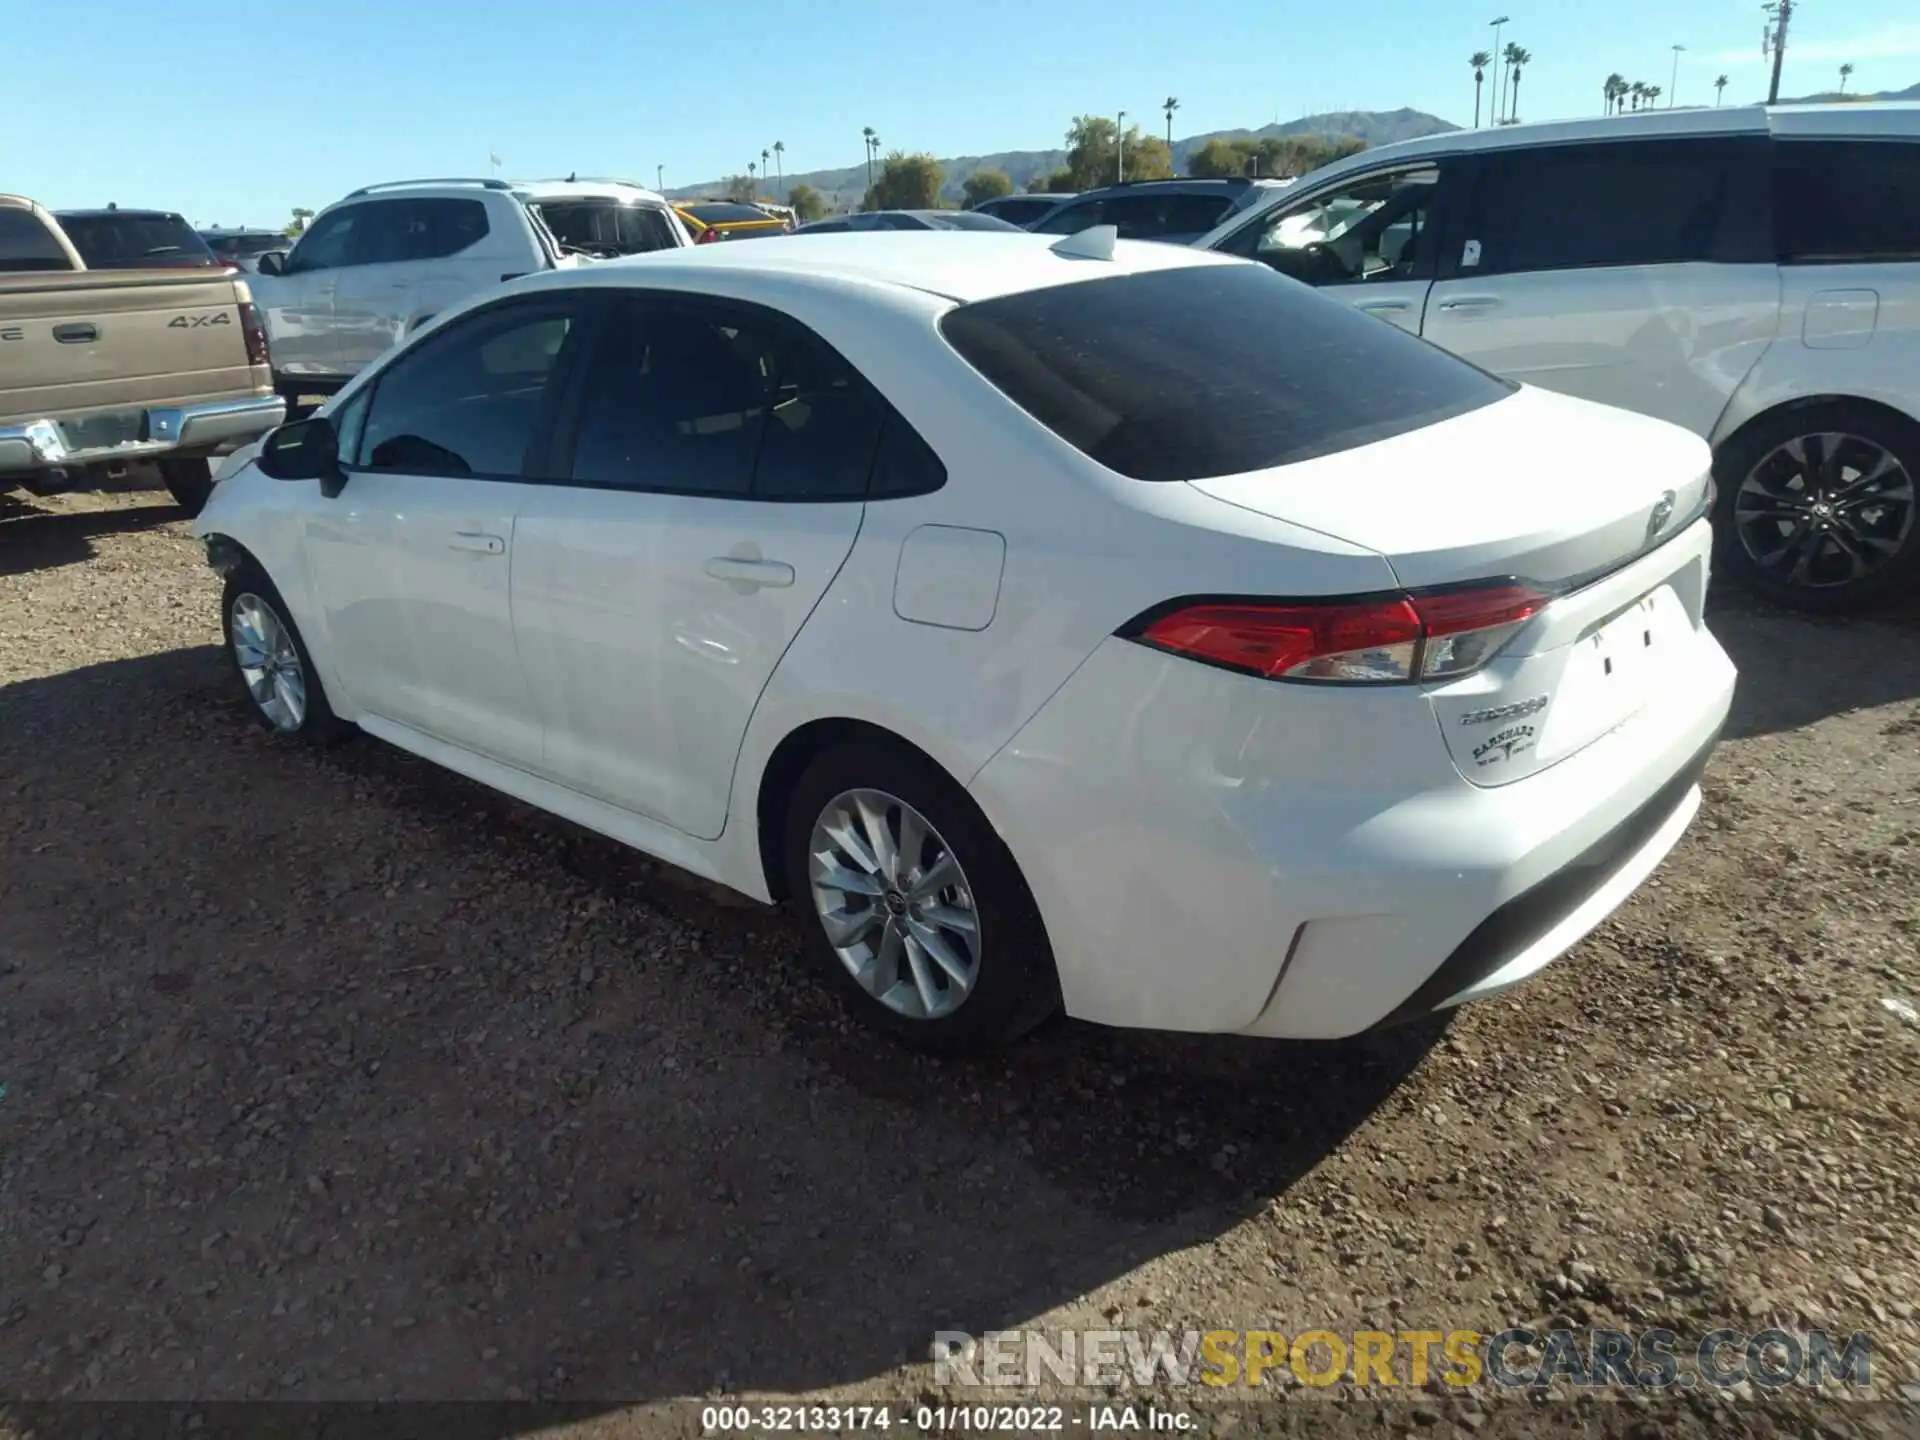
1733 431 1915 591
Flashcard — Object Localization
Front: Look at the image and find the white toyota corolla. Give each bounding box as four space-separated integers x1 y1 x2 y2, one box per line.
194 228 1736 1052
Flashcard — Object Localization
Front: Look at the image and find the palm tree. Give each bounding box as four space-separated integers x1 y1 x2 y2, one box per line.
1714 73 1729 105
761 148 771 189
1629 80 1647 111
773 140 785 192
1505 45 1531 123
1603 71 1626 114
1643 83 1662 109
1472 52 1493 127
862 126 877 190
1839 62 1854 95
1163 96 1180 153
748 161 757 198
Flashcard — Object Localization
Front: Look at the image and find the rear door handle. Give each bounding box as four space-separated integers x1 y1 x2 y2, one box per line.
53 322 99 344
448 531 505 554
1354 298 1411 313
703 556 795 588
1436 295 1501 312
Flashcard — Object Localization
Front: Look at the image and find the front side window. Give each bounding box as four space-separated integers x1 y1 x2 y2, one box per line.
1228 166 1439 286
941 264 1512 482
1464 138 1762 276
1775 139 1920 264
286 206 363 273
357 302 575 476
1033 200 1104 235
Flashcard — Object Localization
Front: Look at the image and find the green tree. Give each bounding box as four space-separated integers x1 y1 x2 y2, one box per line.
1061 115 1173 190
286 206 314 237
1042 168 1077 193
962 168 1014 208
722 174 755 203
1713 73 1729 106
1186 138 1246 178
864 151 944 210
787 184 827 222
1471 52 1493 128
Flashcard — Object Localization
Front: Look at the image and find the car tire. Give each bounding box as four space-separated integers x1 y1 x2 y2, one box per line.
158 458 215 517
221 562 350 746
782 741 1059 1055
1713 402 1920 613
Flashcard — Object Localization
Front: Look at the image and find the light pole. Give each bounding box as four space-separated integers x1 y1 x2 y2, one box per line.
1669 44 1685 106
1763 0 1793 105
656 164 664 191
1116 110 1126 182
1489 16 1510 127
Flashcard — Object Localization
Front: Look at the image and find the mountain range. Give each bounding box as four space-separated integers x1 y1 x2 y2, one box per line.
667 108 1461 207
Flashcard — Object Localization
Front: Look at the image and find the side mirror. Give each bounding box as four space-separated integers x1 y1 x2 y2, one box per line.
256 416 345 497
256 250 288 276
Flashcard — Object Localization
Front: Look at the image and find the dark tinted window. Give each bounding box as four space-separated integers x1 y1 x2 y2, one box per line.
358 303 574 476
870 414 947 498
684 203 775 226
536 201 679 255
287 206 362 272
205 232 284 258
940 264 1511 482
1775 139 1920 263
1467 138 1766 274
56 213 216 268
798 219 851 234
929 211 1024 231
755 334 885 500
409 198 491 259
0 210 73 271
1034 200 1104 235
980 197 1060 226
567 303 773 496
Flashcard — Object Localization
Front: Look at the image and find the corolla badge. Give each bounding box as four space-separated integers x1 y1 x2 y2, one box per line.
1646 490 1677 543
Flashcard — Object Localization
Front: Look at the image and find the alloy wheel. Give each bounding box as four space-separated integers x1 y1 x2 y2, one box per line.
1733 431 1915 591
230 593 307 732
807 788 981 1021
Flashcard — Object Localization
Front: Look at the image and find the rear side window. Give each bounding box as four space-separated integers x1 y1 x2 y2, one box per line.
1465 138 1769 275
1775 140 1920 263
412 198 491 259
56 213 216 268
0 210 73 271
940 264 1512 482
357 302 575 476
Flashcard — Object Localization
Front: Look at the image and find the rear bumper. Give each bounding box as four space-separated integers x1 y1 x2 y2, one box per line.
970 623 1735 1039
0 393 285 475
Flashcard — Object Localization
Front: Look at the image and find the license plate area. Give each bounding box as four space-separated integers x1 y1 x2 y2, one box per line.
1540 584 1687 759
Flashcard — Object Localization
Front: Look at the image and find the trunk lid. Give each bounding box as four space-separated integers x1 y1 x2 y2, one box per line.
1186 385 1713 592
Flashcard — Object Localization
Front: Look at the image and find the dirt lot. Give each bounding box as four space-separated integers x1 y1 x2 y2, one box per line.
2 479 1918 1435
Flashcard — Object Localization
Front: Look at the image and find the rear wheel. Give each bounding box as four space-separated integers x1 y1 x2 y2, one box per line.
1714 402 1920 613
783 742 1058 1054
158 457 214 517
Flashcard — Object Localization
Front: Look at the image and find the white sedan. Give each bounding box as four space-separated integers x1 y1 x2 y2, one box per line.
194 228 1736 1053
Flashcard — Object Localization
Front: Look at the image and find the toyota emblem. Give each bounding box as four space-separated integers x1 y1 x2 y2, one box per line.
1646 490 1677 542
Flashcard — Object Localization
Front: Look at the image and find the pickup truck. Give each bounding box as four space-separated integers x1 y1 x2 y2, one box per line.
1 194 285 516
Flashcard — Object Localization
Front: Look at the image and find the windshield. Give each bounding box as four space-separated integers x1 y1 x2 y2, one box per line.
57 213 217 268
939 263 1511 482
532 201 680 256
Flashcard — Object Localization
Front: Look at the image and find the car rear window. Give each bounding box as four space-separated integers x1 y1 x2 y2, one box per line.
57 213 218 268
939 263 1513 482
535 200 680 255
684 203 776 226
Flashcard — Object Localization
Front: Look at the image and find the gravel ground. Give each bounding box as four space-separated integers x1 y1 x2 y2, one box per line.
2 478 1918 1436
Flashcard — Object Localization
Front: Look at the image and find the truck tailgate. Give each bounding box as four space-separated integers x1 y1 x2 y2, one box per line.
0 269 264 423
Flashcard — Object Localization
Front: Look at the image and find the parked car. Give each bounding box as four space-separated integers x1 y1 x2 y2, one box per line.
53 207 220 269
201 228 291 274
675 201 790 243
1030 178 1285 244
195 231 1732 1053
971 193 1075 228
247 177 689 409
1195 103 1920 612
794 210 1024 233
1 194 283 515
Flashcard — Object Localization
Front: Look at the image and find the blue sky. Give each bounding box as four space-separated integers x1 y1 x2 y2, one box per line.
9 0 1919 226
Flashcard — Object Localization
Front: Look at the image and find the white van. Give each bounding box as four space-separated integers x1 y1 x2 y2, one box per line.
1196 104 1920 612
251 177 689 407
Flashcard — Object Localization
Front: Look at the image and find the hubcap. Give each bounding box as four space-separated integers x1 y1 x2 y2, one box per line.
230 593 307 733
807 788 981 1021
1734 431 1915 590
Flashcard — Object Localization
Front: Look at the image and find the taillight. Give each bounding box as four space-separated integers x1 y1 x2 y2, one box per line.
238 299 271 367
1127 583 1546 685
695 227 720 244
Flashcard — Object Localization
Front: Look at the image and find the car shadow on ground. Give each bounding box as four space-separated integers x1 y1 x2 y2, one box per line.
1 645 1446 1407
1706 587 1920 740
0 489 182 577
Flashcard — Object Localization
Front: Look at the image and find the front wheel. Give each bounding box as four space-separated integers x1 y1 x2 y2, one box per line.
158 458 214 517
783 742 1058 1054
221 563 350 745
1714 403 1920 613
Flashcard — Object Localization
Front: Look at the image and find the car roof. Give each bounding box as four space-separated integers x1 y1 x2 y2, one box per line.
1063 177 1257 202
55 208 182 220
509 178 673 205
511 230 1240 305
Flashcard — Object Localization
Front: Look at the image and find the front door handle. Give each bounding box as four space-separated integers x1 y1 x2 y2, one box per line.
448 531 505 555
703 556 795 589
1436 295 1501 312
1354 298 1411 313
